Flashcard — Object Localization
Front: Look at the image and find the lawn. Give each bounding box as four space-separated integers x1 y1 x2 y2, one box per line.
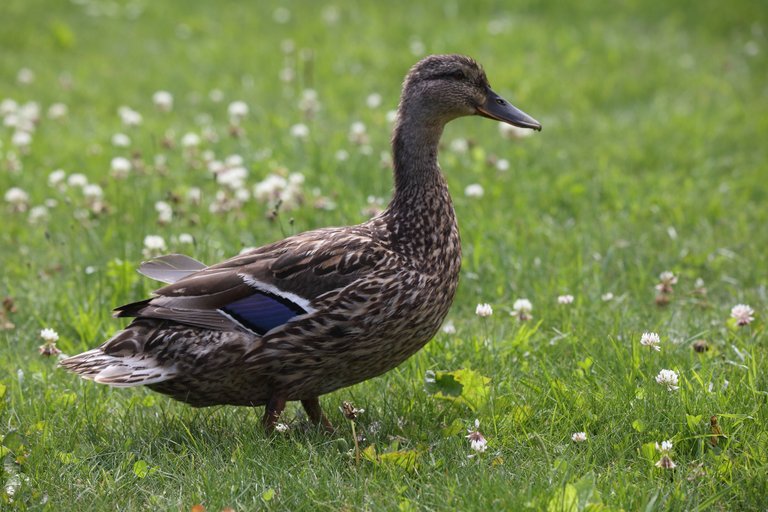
1 0 767 510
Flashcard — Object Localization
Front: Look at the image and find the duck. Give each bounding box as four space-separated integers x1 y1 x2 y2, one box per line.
60 54 541 432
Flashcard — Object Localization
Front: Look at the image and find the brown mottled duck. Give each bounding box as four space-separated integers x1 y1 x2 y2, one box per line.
60 54 541 432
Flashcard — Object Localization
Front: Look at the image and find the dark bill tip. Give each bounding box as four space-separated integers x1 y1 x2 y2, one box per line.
477 88 542 131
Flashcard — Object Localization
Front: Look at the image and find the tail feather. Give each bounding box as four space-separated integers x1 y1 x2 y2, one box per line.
59 348 177 387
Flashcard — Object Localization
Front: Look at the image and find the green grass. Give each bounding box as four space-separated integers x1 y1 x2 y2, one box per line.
2 0 767 509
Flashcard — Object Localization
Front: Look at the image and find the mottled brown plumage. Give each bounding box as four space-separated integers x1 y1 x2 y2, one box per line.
59 55 541 432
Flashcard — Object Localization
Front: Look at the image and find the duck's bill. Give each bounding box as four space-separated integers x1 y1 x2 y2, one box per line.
477 88 542 131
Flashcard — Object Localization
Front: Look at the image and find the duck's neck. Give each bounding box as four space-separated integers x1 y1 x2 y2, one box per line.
382 107 460 271
389 111 447 207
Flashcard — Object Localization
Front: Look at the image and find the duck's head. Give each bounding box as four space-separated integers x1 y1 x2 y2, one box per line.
400 54 541 131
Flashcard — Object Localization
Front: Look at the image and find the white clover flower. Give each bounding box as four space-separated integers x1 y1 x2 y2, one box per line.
278 182 303 210
208 89 224 103
110 156 132 178
111 133 131 147
499 121 533 140
40 328 59 343
227 101 249 122
557 294 574 305
466 419 487 454
38 327 61 357
82 183 103 200
655 271 678 295
379 151 392 168
450 138 468 153
322 5 340 24
180 132 201 148
744 41 759 56
409 39 425 56
178 233 194 244
348 121 368 145
495 158 510 171
67 173 88 188
6 153 22 172
274 423 289 433
28 205 49 223
3 113 19 129
19 101 40 124
11 130 32 148
118 106 142 127
143 235 167 258
152 90 173 111
601 292 614 302
730 304 754 326
290 123 309 139
361 195 385 217
253 174 289 202
658 271 677 285
47 102 69 119
0 98 18 116
441 319 456 334
512 298 533 321
280 39 295 54
386 110 398 123
488 19 508 35
464 183 484 198
571 432 587 443
225 154 244 167
272 6 291 23
640 332 661 352
208 160 225 175
187 187 202 205
655 369 679 391
217 166 248 189
475 303 493 317
366 92 382 109
298 89 320 116
5 187 30 211
335 149 349 161
288 172 305 186
234 188 250 203
655 440 673 453
279 67 295 83
17 68 35 85
155 201 173 224
83 185 104 213
11 117 34 133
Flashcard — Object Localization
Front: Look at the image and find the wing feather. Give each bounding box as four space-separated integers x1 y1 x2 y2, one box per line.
138 254 207 284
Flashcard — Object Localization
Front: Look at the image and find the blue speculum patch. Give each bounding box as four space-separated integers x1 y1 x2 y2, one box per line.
222 291 307 334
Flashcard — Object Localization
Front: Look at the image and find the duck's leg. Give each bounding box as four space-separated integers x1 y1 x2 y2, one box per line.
301 397 334 432
262 395 287 432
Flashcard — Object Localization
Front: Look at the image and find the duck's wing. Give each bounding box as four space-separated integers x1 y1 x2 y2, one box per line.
113 228 388 337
